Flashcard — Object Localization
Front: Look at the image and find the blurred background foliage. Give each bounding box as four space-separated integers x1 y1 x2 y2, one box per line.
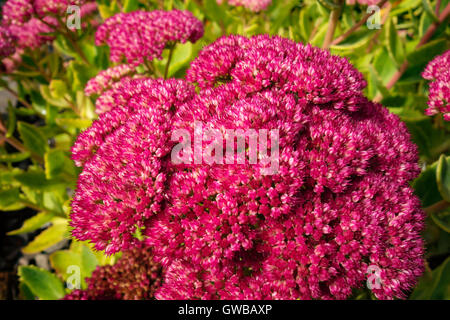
0 0 449 299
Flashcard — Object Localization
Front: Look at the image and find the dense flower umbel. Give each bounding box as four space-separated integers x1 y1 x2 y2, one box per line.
84 64 136 96
34 0 86 17
71 78 196 252
1 0 34 26
422 50 450 121
71 35 425 300
95 10 203 66
1 0 98 50
63 246 163 300
217 0 272 12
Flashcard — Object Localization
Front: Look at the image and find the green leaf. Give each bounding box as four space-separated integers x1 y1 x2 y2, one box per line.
6 103 16 138
0 187 21 209
18 265 65 300
431 211 450 233
19 282 35 300
49 250 81 282
436 155 450 202
167 43 193 78
51 242 99 289
412 160 442 207
330 29 374 53
422 0 439 22
49 80 68 99
14 171 63 191
203 0 231 26
406 39 447 66
410 257 450 299
21 218 68 254
17 122 48 157
7 212 55 235
0 152 31 163
386 18 405 66
44 149 66 179
55 118 92 130
123 0 139 12
40 85 71 108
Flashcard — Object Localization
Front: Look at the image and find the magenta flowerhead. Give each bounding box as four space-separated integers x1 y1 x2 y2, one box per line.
71 34 425 300
95 10 204 67
63 246 163 300
217 0 272 12
1 0 34 26
422 50 450 121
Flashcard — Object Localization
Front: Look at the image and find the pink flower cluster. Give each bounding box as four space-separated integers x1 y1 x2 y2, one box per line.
71 35 425 300
95 10 204 66
422 50 450 121
34 0 86 17
84 64 136 96
1 0 97 51
217 0 272 12
63 246 162 300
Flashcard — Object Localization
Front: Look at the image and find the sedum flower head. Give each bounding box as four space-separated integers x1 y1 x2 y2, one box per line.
84 64 136 97
217 0 272 12
422 50 450 120
71 35 425 300
1 0 34 26
63 246 163 300
95 10 204 67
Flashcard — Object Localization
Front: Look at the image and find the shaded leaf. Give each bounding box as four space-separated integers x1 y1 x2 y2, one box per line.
18 265 65 300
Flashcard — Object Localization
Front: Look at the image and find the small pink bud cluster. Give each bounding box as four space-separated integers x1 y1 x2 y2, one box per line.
217 0 272 12
422 50 450 121
1 0 98 51
63 246 163 300
95 10 204 67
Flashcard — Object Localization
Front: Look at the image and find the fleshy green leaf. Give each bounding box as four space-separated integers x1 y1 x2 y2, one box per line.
410 257 450 299
436 155 450 202
44 149 66 179
0 152 31 163
18 265 65 300
406 39 447 67
0 187 21 210
17 122 48 157
21 218 68 254
7 212 55 235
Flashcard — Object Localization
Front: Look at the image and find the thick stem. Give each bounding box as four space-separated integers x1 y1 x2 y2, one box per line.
4 86 34 110
332 0 389 46
323 0 344 49
55 17 91 66
164 44 176 79
374 3 450 102
424 200 450 215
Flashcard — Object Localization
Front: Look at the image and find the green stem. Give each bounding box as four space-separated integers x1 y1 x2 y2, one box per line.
164 44 176 79
424 200 450 215
3 86 34 111
332 0 389 46
374 3 450 102
322 0 344 49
